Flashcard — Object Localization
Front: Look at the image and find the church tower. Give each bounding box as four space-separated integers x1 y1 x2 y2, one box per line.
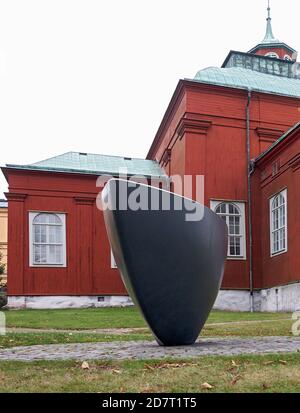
248 1 297 61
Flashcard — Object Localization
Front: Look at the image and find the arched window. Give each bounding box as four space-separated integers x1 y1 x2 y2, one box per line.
29 212 66 266
270 190 287 255
214 202 245 258
265 52 279 59
284 55 292 61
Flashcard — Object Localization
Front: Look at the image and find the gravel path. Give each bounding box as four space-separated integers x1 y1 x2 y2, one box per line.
0 336 299 361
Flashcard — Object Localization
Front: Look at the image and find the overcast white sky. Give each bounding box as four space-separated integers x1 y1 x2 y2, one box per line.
0 0 299 196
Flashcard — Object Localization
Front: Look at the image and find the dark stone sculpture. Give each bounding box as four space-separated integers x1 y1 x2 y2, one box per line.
102 179 228 346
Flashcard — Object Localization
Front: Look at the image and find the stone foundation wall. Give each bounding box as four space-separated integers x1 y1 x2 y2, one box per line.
214 282 300 312
6 282 300 311
7 295 133 309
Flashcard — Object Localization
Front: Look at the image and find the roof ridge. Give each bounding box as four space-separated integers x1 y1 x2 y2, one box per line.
193 65 300 99
5 152 167 179
30 151 158 166
30 151 74 166
196 66 300 82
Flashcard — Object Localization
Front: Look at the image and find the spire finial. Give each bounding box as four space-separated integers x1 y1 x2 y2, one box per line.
262 0 278 44
267 0 271 20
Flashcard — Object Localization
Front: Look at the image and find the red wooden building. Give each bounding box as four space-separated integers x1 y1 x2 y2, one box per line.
146 6 300 311
2 6 300 310
1 153 167 308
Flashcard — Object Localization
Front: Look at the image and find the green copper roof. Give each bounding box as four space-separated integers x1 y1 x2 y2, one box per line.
193 66 300 98
6 152 167 179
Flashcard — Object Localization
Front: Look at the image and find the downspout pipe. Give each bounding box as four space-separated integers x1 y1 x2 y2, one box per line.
246 89 254 312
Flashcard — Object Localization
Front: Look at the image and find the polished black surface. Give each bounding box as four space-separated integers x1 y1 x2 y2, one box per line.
102 179 228 346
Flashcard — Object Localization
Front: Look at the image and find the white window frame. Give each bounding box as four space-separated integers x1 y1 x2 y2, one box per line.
284 54 292 61
29 212 67 267
265 52 279 59
210 200 246 260
269 189 288 257
111 249 117 269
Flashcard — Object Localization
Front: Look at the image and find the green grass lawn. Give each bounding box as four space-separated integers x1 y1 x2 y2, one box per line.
0 319 294 348
0 308 294 348
0 332 152 348
3 307 291 330
0 308 297 393
4 307 146 330
0 353 299 393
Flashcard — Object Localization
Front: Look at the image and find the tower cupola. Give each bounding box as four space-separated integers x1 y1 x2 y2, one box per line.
248 1 297 61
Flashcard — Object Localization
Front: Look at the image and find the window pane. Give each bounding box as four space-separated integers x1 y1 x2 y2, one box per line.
49 214 61 224
216 203 226 214
273 209 279 230
229 239 235 256
278 194 284 207
235 238 241 256
34 225 46 243
33 213 61 225
41 226 47 243
273 231 279 253
48 245 62 264
34 245 47 263
40 245 47 263
34 225 40 243
229 236 241 256
49 225 62 243
229 204 239 215
229 216 234 235
279 228 285 251
228 215 240 235
279 206 285 227
56 246 62 263
34 245 41 263
234 216 240 235
48 245 54 263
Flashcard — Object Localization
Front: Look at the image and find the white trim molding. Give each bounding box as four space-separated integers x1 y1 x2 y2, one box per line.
210 200 246 260
269 189 288 257
29 212 67 267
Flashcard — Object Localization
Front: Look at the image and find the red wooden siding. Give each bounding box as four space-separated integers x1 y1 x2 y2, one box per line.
148 80 300 290
5 169 127 296
4 75 300 297
254 47 294 60
252 131 300 289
